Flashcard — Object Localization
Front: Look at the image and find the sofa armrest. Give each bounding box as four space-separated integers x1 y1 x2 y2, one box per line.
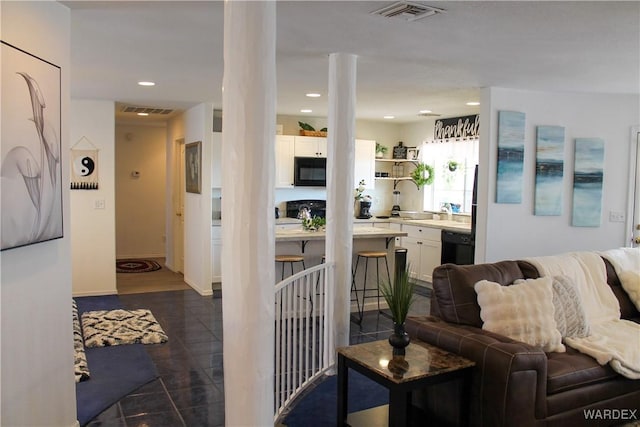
406 316 549 427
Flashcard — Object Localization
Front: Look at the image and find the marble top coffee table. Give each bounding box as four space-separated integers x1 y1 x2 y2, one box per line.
337 339 475 427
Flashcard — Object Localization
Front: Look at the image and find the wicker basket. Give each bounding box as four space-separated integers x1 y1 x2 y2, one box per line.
300 130 327 137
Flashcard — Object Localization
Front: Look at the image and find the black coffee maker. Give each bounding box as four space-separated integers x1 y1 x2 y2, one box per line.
358 200 372 219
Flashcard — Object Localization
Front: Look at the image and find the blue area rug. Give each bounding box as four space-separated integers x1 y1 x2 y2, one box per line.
282 369 389 427
75 295 159 426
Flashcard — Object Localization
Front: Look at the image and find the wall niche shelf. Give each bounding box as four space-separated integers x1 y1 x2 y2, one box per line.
375 158 420 189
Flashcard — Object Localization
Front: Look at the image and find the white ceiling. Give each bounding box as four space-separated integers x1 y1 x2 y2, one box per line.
64 1 640 124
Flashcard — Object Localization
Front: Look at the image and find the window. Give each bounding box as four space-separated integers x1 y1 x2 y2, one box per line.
421 139 479 214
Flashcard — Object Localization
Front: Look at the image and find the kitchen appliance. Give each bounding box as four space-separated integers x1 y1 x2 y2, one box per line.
294 157 327 187
440 165 478 265
358 200 372 219
391 190 401 217
285 200 326 219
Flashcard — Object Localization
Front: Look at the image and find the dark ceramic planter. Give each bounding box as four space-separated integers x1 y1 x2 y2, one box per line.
388 322 411 355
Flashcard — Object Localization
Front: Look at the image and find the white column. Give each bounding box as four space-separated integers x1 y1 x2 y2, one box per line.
221 1 275 425
326 53 358 350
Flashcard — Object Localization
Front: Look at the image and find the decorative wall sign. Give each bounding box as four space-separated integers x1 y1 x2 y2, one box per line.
434 114 479 141
71 137 99 190
572 138 604 227
185 141 202 194
406 147 420 161
534 126 564 215
392 141 407 159
496 111 525 204
1 41 63 251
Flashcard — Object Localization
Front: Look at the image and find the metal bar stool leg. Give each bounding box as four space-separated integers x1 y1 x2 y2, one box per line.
351 255 363 325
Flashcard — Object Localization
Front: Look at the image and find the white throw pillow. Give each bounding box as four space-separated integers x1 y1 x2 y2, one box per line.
619 270 640 311
517 275 591 338
475 278 565 353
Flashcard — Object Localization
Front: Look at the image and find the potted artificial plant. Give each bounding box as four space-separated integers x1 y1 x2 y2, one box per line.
380 265 416 354
375 142 388 158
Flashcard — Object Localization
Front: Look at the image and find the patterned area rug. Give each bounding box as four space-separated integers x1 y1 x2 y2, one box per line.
116 259 162 273
73 300 90 382
81 308 168 348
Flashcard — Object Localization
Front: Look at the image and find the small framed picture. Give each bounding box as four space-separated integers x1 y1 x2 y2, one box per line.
185 141 202 194
407 147 420 160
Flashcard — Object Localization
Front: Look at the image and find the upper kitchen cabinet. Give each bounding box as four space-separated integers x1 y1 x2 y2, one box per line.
275 135 295 188
354 139 375 190
294 136 327 157
211 132 222 188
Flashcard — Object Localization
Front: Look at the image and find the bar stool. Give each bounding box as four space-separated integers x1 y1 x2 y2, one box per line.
275 255 306 281
351 251 391 325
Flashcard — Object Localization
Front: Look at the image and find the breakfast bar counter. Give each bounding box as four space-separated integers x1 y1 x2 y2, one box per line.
275 226 407 245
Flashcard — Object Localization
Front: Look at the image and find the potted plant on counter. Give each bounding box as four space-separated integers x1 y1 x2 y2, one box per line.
380 265 416 355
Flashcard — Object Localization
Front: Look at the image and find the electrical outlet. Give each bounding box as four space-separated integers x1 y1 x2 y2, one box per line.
609 211 625 223
94 199 105 209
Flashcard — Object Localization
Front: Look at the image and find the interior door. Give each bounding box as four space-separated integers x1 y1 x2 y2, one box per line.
174 139 185 273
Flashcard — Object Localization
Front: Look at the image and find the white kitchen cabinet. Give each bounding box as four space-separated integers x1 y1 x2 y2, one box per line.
401 224 441 284
211 226 222 283
211 132 222 188
354 139 375 189
294 136 327 157
275 135 295 188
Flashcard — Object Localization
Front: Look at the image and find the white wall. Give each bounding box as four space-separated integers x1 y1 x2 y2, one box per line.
1 2 77 426
478 87 639 262
115 124 167 258
183 103 213 295
71 100 117 296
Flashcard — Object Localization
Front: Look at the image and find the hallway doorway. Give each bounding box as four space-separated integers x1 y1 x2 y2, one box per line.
117 257 190 294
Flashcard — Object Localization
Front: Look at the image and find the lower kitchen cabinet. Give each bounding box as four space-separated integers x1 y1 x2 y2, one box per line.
212 226 222 283
401 225 441 284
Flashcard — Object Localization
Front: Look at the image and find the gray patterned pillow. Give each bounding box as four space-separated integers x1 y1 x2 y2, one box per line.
550 275 591 338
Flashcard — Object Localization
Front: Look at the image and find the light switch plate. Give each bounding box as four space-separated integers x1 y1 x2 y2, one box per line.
94 199 105 209
608 211 625 222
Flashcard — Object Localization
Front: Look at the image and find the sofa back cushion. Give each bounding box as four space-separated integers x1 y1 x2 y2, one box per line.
431 260 538 327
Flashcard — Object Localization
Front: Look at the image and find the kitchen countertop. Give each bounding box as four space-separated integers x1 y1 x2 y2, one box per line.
276 226 407 242
216 216 471 234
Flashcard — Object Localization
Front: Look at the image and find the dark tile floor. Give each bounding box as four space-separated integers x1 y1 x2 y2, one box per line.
86 287 430 427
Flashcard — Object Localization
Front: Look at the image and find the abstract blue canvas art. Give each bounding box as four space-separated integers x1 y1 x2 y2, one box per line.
535 126 565 216
496 111 526 203
572 138 604 227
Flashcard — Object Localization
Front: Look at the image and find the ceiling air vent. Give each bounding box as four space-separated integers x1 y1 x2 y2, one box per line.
371 1 445 22
121 105 174 115
418 112 441 117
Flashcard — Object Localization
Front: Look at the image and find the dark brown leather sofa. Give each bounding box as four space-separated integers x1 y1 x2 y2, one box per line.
405 258 640 427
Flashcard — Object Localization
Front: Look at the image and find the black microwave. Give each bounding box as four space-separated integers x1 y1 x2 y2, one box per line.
294 157 326 187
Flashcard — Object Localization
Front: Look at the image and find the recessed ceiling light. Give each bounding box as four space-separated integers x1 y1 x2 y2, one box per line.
138 81 155 87
419 110 432 114
305 93 321 98
466 101 480 106
300 109 312 113
137 112 149 116
383 115 395 119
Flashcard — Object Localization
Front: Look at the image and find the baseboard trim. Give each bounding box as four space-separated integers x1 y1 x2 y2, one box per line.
184 277 213 297
116 254 165 260
72 290 117 297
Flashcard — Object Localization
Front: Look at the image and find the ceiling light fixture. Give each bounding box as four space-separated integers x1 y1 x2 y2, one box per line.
466 101 480 106
419 109 432 114
300 109 312 113
137 81 155 87
383 115 395 119
305 93 321 98
137 112 149 116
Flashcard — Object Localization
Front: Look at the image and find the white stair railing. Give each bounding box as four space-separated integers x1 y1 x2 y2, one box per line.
274 261 335 423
